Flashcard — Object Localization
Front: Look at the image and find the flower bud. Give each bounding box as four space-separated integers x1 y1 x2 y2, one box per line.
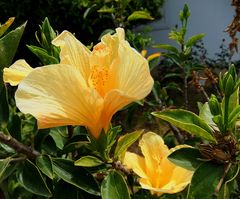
208 94 221 116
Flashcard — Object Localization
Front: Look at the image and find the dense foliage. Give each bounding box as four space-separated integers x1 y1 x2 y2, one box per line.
0 0 164 65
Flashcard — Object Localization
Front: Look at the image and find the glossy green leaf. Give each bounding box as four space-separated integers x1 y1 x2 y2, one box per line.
0 85 9 128
36 155 54 179
168 148 203 171
127 11 154 22
49 126 68 150
18 159 52 197
27 45 59 65
106 126 121 149
0 22 26 68
114 130 143 159
75 156 103 167
186 33 205 47
52 158 100 195
153 44 178 54
188 162 224 199
101 170 130 199
152 109 216 142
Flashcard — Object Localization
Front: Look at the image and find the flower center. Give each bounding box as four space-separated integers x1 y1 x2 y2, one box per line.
89 65 109 97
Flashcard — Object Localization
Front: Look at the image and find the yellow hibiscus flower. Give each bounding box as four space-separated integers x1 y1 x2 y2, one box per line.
3 59 33 86
123 132 193 196
4 28 153 138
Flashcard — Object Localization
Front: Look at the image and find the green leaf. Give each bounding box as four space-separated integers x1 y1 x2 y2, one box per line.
101 170 130 199
153 44 178 54
0 22 26 68
0 158 11 181
228 105 240 127
98 29 115 40
169 30 184 44
49 126 68 150
27 45 59 65
186 34 205 47
114 130 143 159
152 109 216 142
52 158 100 195
228 88 239 115
0 85 9 128
21 114 38 136
75 156 104 167
188 162 224 199
36 155 54 179
163 53 181 66
41 17 57 45
164 73 182 79
127 11 154 22
168 148 203 171
149 56 160 71
97 5 115 13
60 141 88 155
18 159 52 197
0 159 18 182
198 102 217 130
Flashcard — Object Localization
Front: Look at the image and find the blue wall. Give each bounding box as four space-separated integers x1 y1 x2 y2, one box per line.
147 0 237 59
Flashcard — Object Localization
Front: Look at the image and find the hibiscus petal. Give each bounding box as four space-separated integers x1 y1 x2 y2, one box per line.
171 166 193 188
3 59 33 86
113 37 154 100
123 151 148 179
101 89 133 132
139 132 169 171
52 31 91 81
15 64 104 137
140 180 179 195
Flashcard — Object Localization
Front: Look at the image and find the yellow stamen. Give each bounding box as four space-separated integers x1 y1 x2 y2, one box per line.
89 65 109 97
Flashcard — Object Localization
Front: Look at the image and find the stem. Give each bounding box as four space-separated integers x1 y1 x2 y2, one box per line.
224 96 230 133
184 75 189 109
152 86 163 108
214 84 222 99
215 163 232 195
10 156 27 163
199 87 209 101
169 123 184 144
0 132 40 159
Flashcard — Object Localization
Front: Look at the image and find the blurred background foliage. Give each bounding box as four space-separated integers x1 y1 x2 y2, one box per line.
0 0 164 66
